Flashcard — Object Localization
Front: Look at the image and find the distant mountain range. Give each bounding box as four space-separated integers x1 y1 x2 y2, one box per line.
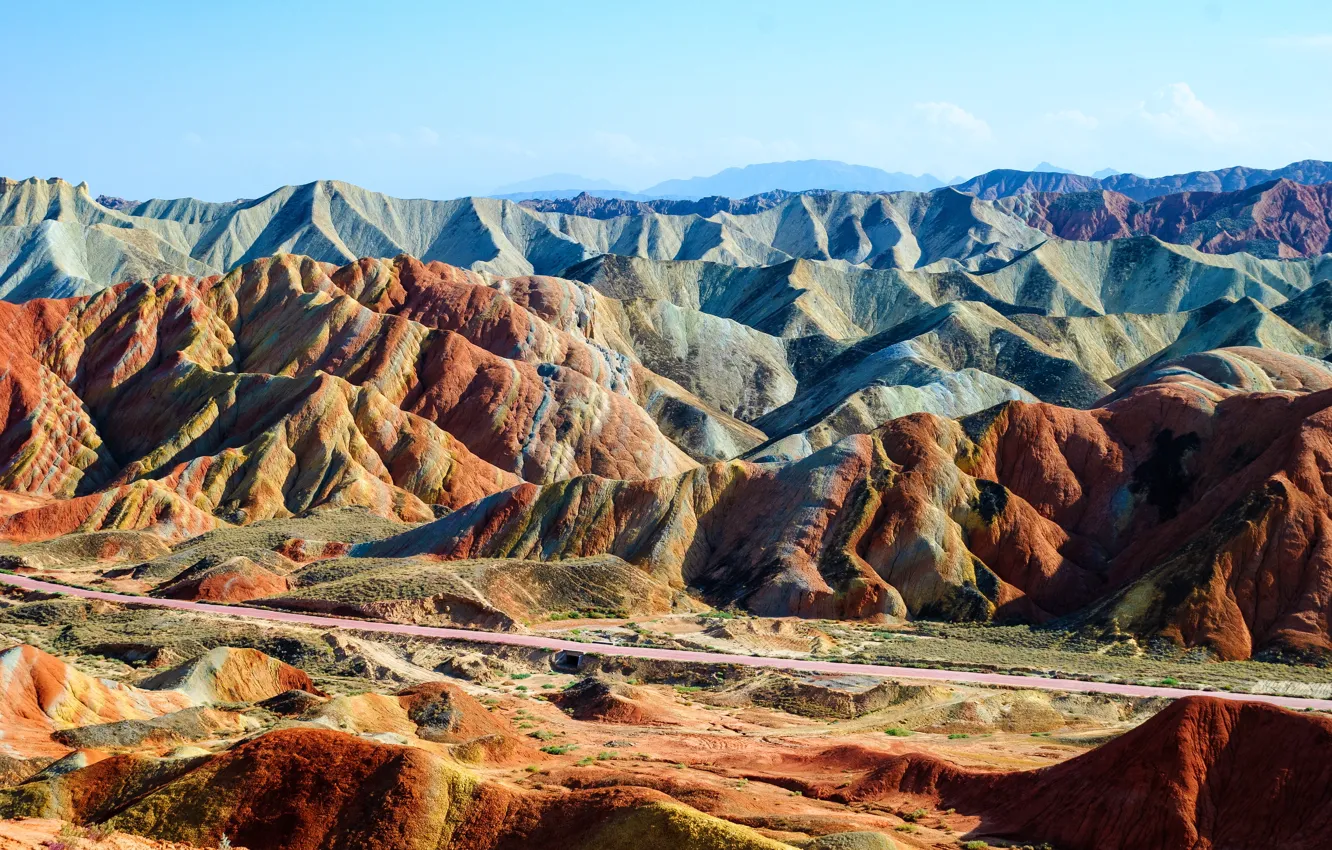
638 160 947 198
496 158 1332 203
495 160 950 201
7 171 1332 301
955 159 1332 201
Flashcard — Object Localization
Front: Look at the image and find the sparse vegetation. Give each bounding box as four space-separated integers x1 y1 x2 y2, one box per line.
528 730 554 741
884 727 913 736
962 842 988 850
894 824 917 833
948 733 971 739
540 744 577 755
902 808 927 822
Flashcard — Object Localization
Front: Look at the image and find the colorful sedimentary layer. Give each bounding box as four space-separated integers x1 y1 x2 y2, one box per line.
0 646 191 758
360 353 1332 659
769 696 1332 850
1003 178 1332 258
0 254 753 540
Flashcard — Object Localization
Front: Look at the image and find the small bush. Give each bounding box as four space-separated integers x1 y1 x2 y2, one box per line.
597 751 614 760
948 733 970 740
576 756 594 766
884 727 913 737
674 685 703 694
894 824 917 833
527 730 554 741
962 842 988 850
511 673 532 679
540 744 577 755
902 808 927 823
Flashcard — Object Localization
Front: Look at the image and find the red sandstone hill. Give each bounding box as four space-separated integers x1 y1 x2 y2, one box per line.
357 351 1332 659
0 726 788 850
0 254 766 541
1003 178 1332 258
780 696 1332 850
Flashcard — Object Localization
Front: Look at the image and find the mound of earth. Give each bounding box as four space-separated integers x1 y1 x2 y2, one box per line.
50 707 258 750
0 645 191 758
139 648 322 704
555 677 679 725
263 554 689 630
395 681 517 743
152 555 292 602
0 727 789 850
801 696 1332 850
710 674 947 720
702 619 835 655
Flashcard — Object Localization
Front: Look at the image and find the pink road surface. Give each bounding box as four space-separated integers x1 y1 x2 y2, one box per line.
4 572 1331 711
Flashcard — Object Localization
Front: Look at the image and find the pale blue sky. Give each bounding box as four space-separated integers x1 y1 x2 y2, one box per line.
5 0 1332 199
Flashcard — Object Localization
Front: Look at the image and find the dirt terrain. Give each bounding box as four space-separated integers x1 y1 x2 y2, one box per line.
0 579 1326 849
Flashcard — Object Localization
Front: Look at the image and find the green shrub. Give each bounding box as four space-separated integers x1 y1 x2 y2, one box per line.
902 808 927 823
884 727 913 737
527 730 554 741
948 733 970 740
540 744 577 755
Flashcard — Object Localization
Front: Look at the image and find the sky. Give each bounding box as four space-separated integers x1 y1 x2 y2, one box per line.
5 0 1332 200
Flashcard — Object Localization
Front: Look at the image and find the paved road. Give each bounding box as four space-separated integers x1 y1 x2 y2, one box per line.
4 572 1331 711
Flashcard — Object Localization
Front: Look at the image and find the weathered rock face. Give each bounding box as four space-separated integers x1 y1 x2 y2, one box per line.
0 254 773 540
0 726 787 850
0 646 192 759
356 362 1332 659
139 647 323 704
801 696 1332 850
1003 179 1332 258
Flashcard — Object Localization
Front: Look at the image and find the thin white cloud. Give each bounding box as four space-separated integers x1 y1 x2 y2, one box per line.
914 101 992 142
1137 83 1236 143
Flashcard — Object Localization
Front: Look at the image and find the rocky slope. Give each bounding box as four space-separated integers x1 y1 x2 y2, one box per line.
0 254 777 541
7 172 1332 303
0 178 1046 299
956 158 1332 200
1002 178 1332 258
760 696 1332 850
0 628 1327 850
349 358 1332 659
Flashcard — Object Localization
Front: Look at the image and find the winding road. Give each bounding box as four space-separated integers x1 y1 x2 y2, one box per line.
4 572 1331 711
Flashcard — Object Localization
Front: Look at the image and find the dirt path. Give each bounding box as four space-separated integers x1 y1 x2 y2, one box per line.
5 572 1331 711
